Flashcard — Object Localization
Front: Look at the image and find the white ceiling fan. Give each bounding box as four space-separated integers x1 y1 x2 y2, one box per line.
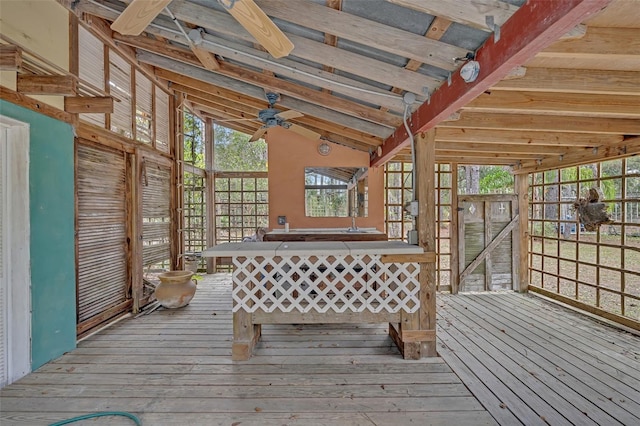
219 93 322 142
110 0 294 58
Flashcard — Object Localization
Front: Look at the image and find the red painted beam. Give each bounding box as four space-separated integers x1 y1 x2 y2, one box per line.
371 0 613 167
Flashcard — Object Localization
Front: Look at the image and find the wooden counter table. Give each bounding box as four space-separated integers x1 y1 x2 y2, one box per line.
202 241 436 360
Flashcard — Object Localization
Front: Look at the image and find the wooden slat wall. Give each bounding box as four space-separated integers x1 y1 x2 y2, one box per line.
154 89 170 153
142 161 171 267
78 26 105 128
76 142 129 328
135 70 152 144
109 51 132 138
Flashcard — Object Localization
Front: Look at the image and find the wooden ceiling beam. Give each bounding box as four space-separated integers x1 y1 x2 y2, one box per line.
514 137 640 174
141 52 398 137
537 27 640 61
137 49 401 129
77 0 440 96
435 128 622 146
493 67 640 95
113 28 403 111
176 83 382 146
439 112 640 135
436 142 575 155
372 0 614 167
255 0 467 71
436 150 542 160
387 0 517 30
464 91 640 118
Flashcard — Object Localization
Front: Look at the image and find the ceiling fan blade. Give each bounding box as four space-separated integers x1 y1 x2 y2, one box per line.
287 124 321 141
249 127 268 142
214 118 258 123
276 110 304 120
111 0 171 36
221 0 294 58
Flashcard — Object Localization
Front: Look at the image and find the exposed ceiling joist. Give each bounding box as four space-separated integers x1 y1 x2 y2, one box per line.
439 112 640 135
493 67 640 95
387 0 517 30
255 0 468 71
371 0 614 167
434 128 623 146
463 91 640 118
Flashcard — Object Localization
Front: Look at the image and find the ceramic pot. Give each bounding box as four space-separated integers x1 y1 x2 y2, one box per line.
155 270 197 308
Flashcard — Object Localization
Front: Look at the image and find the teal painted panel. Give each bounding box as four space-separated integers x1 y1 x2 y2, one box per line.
0 100 76 370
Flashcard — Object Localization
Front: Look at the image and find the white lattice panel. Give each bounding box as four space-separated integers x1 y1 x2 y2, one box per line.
232 255 420 313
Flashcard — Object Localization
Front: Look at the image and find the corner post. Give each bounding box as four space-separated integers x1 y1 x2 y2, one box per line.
515 173 530 292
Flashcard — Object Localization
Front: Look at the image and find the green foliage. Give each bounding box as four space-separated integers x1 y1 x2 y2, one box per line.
183 112 205 168
478 166 514 194
214 125 267 171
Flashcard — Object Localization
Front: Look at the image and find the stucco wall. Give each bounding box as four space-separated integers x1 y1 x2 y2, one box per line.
0 0 70 110
266 127 385 231
0 100 76 370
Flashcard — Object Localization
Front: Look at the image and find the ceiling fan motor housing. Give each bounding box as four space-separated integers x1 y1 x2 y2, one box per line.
258 108 283 127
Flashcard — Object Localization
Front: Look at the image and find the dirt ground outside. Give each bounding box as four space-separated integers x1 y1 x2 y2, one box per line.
531 234 640 321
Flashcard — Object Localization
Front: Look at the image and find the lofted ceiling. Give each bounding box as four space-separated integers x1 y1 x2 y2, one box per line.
61 0 639 171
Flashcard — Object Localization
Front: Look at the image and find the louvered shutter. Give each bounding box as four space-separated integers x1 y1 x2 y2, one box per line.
155 89 170 153
142 161 171 267
78 26 106 128
135 70 152 144
77 143 129 331
109 51 132 138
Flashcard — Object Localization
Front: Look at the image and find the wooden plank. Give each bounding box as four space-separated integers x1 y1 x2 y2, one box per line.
529 287 640 332
1 86 74 123
451 294 640 421
256 0 467 70
464 91 640 118
380 252 436 264
0 45 22 71
450 162 460 294
439 297 626 425
439 112 640 135
493 68 640 96
64 96 113 113
371 0 614 166
16 74 76 96
435 128 622 146
459 215 519 285
388 0 517 29
484 201 492 291
253 310 400 324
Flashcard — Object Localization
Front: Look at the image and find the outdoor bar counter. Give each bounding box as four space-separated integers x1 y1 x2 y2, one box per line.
203 241 436 360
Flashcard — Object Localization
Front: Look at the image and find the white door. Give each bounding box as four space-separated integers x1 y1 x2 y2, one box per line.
0 116 31 388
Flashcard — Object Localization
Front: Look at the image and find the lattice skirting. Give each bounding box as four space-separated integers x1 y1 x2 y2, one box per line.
232 254 420 314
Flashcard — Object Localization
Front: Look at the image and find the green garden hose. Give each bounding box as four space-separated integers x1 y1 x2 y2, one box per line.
49 411 141 426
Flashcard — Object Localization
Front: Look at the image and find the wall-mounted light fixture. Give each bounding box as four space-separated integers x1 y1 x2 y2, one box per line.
317 141 331 156
460 60 480 83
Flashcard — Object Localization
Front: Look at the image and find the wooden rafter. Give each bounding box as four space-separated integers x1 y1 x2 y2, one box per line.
371 0 614 167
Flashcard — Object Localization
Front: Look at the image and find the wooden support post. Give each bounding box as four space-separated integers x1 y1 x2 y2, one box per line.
232 259 260 360
515 174 530 292
450 163 460 294
130 151 144 313
17 75 77 95
205 118 216 273
171 94 184 270
416 129 437 357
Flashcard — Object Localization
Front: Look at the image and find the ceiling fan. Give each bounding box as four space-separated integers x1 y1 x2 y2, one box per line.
220 93 322 142
110 0 294 58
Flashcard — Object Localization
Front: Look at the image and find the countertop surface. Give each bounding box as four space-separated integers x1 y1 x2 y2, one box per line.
202 240 423 257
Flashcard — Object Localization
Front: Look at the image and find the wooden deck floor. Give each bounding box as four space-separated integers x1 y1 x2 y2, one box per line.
1 274 639 425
